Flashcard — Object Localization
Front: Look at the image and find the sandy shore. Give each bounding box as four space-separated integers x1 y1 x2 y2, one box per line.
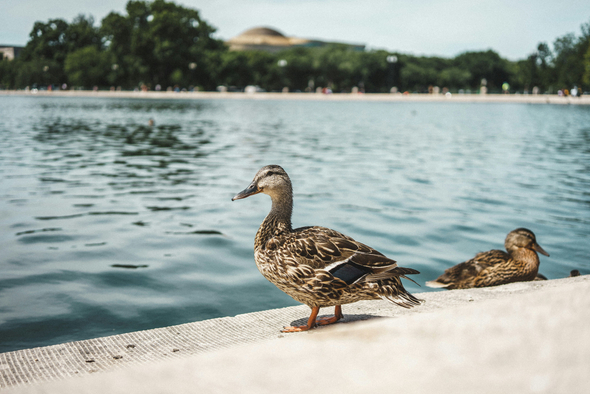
2 275 588 393
1 89 589 104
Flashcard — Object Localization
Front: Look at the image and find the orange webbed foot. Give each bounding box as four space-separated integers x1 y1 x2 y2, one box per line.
315 316 339 326
281 325 312 333
281 306 343 333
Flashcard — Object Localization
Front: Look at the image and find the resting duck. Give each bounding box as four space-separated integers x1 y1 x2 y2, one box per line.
232 165 421 332
426 228 549 289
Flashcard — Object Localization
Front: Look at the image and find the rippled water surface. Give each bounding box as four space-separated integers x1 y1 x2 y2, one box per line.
1 95 589 352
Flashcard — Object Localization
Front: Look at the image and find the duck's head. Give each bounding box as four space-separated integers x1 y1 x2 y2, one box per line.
505 228 549 257
232 165 292 201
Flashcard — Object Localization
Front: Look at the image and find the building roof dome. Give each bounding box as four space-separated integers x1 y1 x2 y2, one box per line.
226 26 364 53
239 27 286 37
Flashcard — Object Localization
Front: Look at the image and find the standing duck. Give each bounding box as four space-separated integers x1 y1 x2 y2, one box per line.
426 228 549 289
232 165 421 332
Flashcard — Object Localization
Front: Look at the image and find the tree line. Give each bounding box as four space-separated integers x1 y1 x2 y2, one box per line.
1 0 589 94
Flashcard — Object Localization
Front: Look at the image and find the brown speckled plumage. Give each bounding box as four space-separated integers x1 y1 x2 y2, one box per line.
426 228 550 290
233 165 421 331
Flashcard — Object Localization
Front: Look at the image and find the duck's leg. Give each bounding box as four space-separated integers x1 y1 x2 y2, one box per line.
316 305 343 326
281 307 320 333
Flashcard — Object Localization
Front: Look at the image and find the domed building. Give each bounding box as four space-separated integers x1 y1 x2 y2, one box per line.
226 27 364 53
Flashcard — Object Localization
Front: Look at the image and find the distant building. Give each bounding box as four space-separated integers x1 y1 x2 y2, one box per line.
0 45 24 60
226 27 364 53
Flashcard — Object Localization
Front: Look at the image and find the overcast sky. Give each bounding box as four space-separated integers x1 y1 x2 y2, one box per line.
1 0 589 60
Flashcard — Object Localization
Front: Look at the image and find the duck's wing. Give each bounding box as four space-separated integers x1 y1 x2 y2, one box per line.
280 226 419 285
426 249 509 289
471 249 510 267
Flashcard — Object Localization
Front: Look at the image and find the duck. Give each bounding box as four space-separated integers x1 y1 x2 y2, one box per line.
232 165 421 332
426 228 549 290
535 269 580 281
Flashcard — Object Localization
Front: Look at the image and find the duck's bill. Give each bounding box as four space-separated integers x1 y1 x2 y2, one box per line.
232 184 260 201
533 242 550 257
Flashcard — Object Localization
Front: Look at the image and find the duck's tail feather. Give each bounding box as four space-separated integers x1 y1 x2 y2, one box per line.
400 275 420 287
425 280 451 289
392 267 420 275
365 266 421 284
379 291 423 309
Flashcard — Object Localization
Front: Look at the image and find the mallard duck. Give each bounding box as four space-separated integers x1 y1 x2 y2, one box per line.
232 165 421 332
426 228 549 289
569 270 580 277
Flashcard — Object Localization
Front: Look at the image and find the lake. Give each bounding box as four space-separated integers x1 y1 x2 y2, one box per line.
0 95 588 352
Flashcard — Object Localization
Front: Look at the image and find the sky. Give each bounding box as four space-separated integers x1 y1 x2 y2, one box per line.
1 0 589 60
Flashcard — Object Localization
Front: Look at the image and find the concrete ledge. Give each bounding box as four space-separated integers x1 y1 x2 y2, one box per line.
2 275 589 393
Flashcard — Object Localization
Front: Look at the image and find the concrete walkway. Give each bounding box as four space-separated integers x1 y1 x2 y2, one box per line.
2 275 589 393
2 90 590 105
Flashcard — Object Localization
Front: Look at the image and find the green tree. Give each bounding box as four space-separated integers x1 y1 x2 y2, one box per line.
583 45 590 88
13 58 61 88
100 12 133 87
19 19 70 83
553 33 582 89
217 51 259 88
21 19 70 64
100 0 224 89
307 44 355 92
0 58 17 89
357 50 391 93
514 55 538 91
453 50 511 91
439 67 472 90
66 15 102 53
18 15 102 86
276 47 316 91
64 46 113 87
400 61 438 92
536 42 556 91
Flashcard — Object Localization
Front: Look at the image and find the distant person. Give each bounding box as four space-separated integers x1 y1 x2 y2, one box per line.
571 86 578 97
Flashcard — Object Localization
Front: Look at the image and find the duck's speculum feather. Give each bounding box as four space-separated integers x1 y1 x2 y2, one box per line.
327 258 373 285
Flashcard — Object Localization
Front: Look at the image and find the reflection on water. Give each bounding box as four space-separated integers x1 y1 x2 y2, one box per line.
1 96 589 352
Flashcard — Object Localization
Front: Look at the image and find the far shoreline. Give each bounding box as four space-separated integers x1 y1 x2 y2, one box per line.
1 89 589 105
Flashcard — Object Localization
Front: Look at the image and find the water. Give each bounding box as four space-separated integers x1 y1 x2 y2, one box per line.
0 95 588 352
